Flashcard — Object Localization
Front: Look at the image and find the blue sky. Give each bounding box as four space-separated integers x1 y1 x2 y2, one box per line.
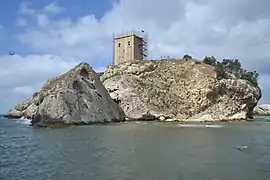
0 0 116 56
1 0 270 113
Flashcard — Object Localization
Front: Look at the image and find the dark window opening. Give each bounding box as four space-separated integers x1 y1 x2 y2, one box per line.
118 43 121 47
128 41 130 46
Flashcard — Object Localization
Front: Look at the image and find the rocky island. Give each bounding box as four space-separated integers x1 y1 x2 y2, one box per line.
5 57 262 127
101 58 261 121
253 104 270 116
5 63 125 127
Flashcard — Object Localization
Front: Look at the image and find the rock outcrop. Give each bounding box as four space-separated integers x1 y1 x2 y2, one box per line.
5 63 125 126
101 59 261 122
253 104 270 116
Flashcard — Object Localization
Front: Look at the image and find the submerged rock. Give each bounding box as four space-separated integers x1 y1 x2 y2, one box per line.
101 59 261 122
235 145 248 151
253 104 270 116
5 62 125 126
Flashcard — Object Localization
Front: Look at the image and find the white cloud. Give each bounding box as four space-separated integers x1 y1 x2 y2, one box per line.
18 2 35 15
16 18 28 26
43 2 65 15
0 24 4 40
19 1 65 16
12 86 37 96
94 66 107 73
258 74 270 104
18 15 112 65
37 14 50 27
0 54 79 88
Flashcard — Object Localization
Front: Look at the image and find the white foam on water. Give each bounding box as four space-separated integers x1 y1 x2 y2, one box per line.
177 124 223 128
135 121 148 124
236 145 248 151
22 119 31 125
18 116 32 125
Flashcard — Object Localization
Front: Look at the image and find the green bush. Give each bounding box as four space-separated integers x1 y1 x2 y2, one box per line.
215 61 226 80
202 56 259 87
183 54 192 60
203 56 217 66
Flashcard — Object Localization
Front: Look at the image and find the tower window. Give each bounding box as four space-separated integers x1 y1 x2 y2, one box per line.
118 43 121 47
128 41 130 46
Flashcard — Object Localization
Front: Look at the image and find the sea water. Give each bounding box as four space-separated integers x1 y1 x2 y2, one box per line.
1 115 270 180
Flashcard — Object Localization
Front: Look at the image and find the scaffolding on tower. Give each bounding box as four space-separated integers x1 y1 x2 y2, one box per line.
140 30 148 60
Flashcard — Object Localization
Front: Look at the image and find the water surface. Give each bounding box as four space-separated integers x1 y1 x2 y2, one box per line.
1 116 270 180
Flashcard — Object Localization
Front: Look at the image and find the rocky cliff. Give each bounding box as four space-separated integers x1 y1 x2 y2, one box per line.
253 104 270 116
101 59 261 122
5 63 125 126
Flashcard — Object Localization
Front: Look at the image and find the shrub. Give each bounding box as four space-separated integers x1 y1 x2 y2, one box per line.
202 56 259 87
215 61 227 80
183 54 192 60
203 56 217 67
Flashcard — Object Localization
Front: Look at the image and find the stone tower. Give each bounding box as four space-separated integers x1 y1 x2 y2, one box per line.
114 32 147 65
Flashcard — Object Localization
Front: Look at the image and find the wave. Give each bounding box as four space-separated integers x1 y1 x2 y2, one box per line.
135 121 148 124
18 116 32 125
177 124 223 128
254 116 270 121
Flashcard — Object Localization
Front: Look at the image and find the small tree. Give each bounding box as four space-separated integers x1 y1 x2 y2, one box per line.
241 70 259 87
202 56 259 87
215 62 227 80
203 56 217 66
183 54 192 60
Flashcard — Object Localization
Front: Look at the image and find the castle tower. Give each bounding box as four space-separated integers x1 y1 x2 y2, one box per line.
113 32 147 65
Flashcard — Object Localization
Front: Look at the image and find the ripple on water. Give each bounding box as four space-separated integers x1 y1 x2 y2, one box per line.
17 118 32 125
177 124 223 128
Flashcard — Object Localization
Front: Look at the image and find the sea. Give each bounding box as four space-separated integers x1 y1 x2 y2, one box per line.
1 115 270 180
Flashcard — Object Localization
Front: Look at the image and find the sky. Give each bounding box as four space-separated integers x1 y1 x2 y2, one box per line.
0 0 270 113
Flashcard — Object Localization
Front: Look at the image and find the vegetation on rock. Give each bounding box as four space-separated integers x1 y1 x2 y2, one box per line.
183 54 193 60
202 56 259 87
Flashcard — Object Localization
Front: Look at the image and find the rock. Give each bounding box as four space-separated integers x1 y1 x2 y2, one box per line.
165 118 177 122
235 145 248 151
5 91 41 119
24 103 38 119
6 62 125 126
253 104 270 116
159 116 166 121
4 109 23 119
101 59 261 122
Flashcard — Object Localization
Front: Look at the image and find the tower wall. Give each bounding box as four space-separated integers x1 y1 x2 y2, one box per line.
114 34 145 65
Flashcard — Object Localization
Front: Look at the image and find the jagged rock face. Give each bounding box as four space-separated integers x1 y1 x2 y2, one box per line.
253 104 270 116
101 60 261 122
5 63 125 126
5 95 39 119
